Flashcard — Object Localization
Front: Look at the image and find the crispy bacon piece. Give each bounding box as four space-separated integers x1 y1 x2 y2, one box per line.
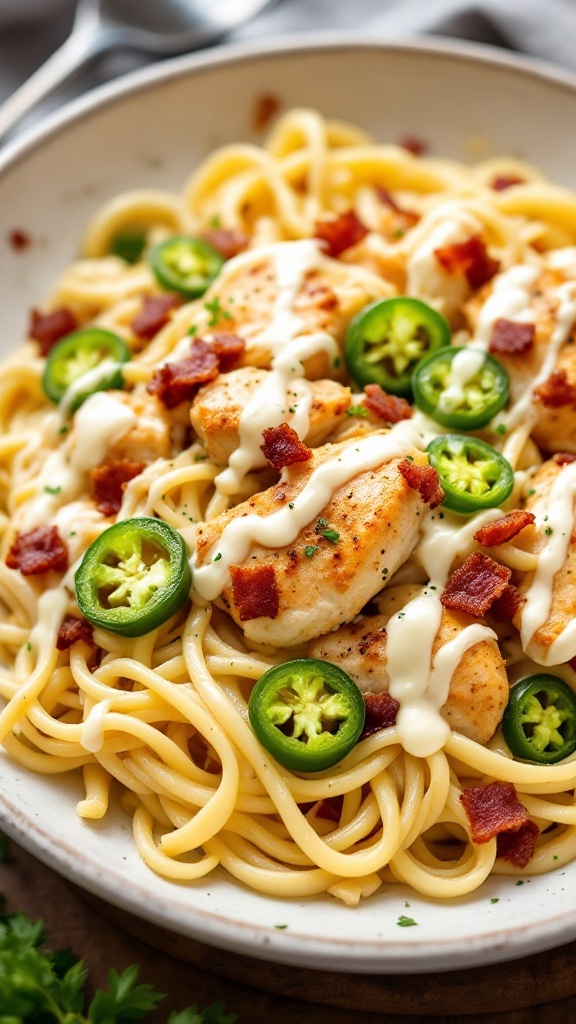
398 460 444 509
490 583 524 623
314 211 368 258
316 795 343 822
489 318 535 356
441 552 511 617
434 235 500 289
211 332 246 372
230 563 280 621
554 452 576 466
147 339 219 408
474 509 536 547
260 423 312 471
29 306 78 356
91 460 146 517
491 175 525 191
9 229 31 251
397 135 427 156
6 526 68 576
201 229 249 260
361 691 399 739
130 294 180 340
460 780 529 844
252 93 281 132
363 384 412 424
534 369 576 408
496 819 540 868
56 615 94 651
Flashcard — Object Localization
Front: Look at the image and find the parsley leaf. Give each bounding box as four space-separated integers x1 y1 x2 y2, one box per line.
397 915 418 927
315 517 339 543
88 964 164 1022
304 545 319 558
204 297 232 327
346 405 369 417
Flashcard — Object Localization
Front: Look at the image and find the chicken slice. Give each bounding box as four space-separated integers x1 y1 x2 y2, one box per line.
513 458 576 664
102 389 173 464
193 433 432 647
308 583 508 744
189 241 392 379
190 367 351 465
466 266 576 453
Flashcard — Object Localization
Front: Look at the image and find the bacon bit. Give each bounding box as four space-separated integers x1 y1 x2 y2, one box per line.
230 563 280 621
314 211 368 258
361 691 399 739
491 175 525 191
490 584 524 623
489 318 535 356
375 189 420 229
496 819 539 868
211 332 246 372
398 460 444 508
147 339 219 408
460 780 529 844
316 796 343 822
397 135 427 156
554 452 576 466
6 526 68 576
260 423 312 471
434 235 500 289
441 552 511 618
91 460 146 517
56 615 94 651
252 93 281 132
130 294 180 340
29 306 78 356
201 229 249 260
8 229 31 251
363 384 412 424
474 509 536 547
534 369 576 408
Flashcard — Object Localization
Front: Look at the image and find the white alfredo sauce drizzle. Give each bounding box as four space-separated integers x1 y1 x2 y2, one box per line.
436 348 486 415
385 509 499 757
193 420 421 601
29 588 68 655
23 392 136 529
520 460 576 662
472 264 539 352
213 240 339 495
81 699 111 753
59 360 124 417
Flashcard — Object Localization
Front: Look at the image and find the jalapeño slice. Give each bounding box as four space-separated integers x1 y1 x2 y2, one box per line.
75 517 191 637
43 328 131 412
248 658 365 773
412 346 510 429
503 675 576 764
344 296 451 396
149 235 225 299
426 434 514 515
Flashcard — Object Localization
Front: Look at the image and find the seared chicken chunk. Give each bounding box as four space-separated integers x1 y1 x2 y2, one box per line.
308 583 509 744
194 433 432 647
190 367 351 465
190 242 392 379
466 267 576 453
514 458 576 664
101 390 173 464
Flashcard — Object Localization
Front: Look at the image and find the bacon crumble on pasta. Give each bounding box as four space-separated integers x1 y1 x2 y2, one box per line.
1 109 576 906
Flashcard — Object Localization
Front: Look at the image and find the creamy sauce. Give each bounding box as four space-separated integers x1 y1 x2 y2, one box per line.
472 264 539 351
81 699 111 753
23 392 136 529
59 360 124 417
29 588 68 655
520 460 576 662
437 348 485 415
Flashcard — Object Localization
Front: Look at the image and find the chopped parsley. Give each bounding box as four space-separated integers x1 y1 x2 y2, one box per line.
44 484 62 495
346 405 369 418
187 324 198 336
304 545 319 558
204 296 232 327
490 897 499 904
397 915 418 927
213 553 222 562
495 423 507 435
316 517 339 543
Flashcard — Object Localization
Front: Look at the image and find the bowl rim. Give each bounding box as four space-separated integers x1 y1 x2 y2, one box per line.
4 32 576 974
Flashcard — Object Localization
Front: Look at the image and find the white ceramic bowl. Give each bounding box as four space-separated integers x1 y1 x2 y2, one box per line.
2 35 576 975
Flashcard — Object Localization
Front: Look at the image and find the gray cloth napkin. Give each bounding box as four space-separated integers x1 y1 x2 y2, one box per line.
1 0 576 126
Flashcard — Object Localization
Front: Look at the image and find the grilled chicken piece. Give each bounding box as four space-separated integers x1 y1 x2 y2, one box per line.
190 367 351 465
190 242 391 380
193 433 432 647
514 458 576 664
103 390 172 464
466 267 576 453
308 583 508 744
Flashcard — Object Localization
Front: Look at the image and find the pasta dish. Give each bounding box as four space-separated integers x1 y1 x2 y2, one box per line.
2 108 576 907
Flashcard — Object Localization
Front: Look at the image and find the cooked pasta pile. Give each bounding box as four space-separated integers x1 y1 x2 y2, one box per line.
2 108 576 906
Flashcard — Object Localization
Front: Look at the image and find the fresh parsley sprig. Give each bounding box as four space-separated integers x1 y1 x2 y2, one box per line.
0 901 237 1024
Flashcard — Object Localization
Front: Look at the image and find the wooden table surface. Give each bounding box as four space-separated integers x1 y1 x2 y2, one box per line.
2 839 575 1024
